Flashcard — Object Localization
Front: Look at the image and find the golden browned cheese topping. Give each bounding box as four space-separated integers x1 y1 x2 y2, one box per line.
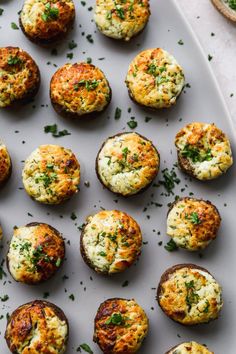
20 0 75 41
97 132 160 196
0 47 40 107
5 300 68 354
7 223 65 284
22 144 80 204
168 341 214 354
167 198 221 250
126 48 185 109
81 210 142 274
158 266 223 325
0 141 11 184
94 0 150 41
50 62 111 116
94 298 149 353
175 122 233 180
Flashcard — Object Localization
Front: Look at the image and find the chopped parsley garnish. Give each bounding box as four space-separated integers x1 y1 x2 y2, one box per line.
11 22 19 30
7 55 22 65
69 294 75 301
228 0 236 10
98 251 106 257
115 4 125 19
185 280 200 311
55 258 62 267
164 239 178 252
105 312 124 325
185 212 202 225
0 9 4 16
181 145 213 163
71 212 77 220
0 295 9 302
41 3 59 22
114 107 122 120
178 39 184 45
35 172 57 188
86 34 94 43
203 300 210 313
44 124 71 138
79 343 93 354
122 280 129 287
74 80 99 91
208 54 213 61
127 120 137 129
68 40 77 50
159 168 180 195
147 63 157 75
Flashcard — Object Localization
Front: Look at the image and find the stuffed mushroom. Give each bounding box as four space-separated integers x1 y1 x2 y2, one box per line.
175 122 233 180
125 48 185 109
165 341 214 354
0 140 11 186
80 209 142 274
94 298 149 353
167 197 221 251
157 264 223 325
50 62 112 118
0 47 40 108
7 222 65 285
22 144 80 204
94 0 150 41
96 132 160 196
20 0 75 45
5 300 69 354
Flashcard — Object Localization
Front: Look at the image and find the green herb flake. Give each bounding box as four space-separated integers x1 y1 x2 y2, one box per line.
68 40 77 50
0 295 9 302
182 145 213 163
42 2 59 22
228 0 236 10
0 9 4 16
164 239 178 252
11 22 19 30
105 312 124 325
178 39 184 45
7 55 22 65
186 212 202 225
127 120 137 129
79 343 93 354
44 124 71 138
114 107 122 120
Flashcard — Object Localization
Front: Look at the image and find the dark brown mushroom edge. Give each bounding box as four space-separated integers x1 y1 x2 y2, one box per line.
0 47 40 108
167 197 221 251
19 0 75 45
7 222 65 285
50 62 112 119
175 122 233 180
157 264 223 325
96 132 160 197
165 341 214 354
5 300 69 353
80 209 142 274
94 298 149 353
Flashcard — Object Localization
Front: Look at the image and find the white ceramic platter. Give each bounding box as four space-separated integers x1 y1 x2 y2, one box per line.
0 0 236 353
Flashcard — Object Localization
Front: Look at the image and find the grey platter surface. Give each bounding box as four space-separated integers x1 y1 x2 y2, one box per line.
0 0 236 353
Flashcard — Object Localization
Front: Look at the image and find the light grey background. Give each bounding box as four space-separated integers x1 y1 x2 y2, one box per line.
0 0 236 353
179 0 236 129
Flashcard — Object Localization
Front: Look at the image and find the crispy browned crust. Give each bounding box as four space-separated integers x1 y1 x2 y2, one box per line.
5 300 69 353
49 62 112 119
6 222 65 285
95 132 160 197
0 46 40 108
157 263 212 325
94 297 148 353
50 87 112 120
0 157 12 188
127 78 184 111
167 197 221 220
19 8 75 46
